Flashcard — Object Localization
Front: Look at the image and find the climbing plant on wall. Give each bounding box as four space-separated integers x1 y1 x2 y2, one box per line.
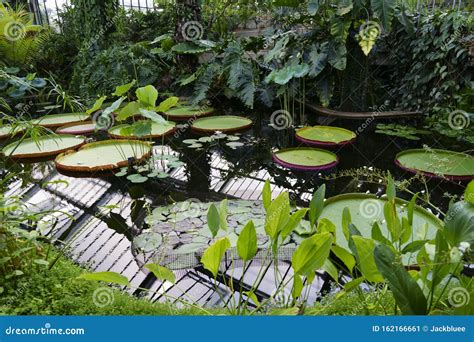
69 0 119 95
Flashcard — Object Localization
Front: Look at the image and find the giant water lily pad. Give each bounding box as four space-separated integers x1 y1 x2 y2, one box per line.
191 115 253 134
296 126 356 147
108 121 176 139
273 147 339 171
32 113 90 128
2 135 86 160
55 140 151 174
164 105 214 121
56 121 97 135
0 124 24 139
395 149 474 180
319 193 443 257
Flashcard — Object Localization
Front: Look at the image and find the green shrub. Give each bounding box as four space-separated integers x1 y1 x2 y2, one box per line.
0 248 212 315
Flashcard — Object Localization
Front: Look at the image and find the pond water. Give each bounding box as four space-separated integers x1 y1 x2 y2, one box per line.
2 105 470 216
153 106 469 215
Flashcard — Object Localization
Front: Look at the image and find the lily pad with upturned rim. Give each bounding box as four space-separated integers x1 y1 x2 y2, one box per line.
108 121 177 140
2 135 86 160
0 124 25 139
32 113 90 128
319 193 443 261
273 147 339 171
395 149 474 180
191 115 253 134
55 140 152 174
164 106 214 121
56 121 97 135
296 125 356 147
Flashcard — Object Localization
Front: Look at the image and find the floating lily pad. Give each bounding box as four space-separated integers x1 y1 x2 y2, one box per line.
226 141 244 149
273 147 339 171
395 149 474 180
32 113 90 128
56 121 97 135
108 121 176 139
164 105 214 121
296 125 356 146
55 140 151 174
2 135 86 161
319 193 443 260
133 199 304 269
191 115 253 134
0 124 25 139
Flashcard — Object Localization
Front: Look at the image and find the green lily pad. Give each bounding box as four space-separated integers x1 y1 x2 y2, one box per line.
55 140 151 173
109 121 176 139
134 232 163 252
319 193 443 256
2 135 85 160
56 121 97 135
165 106 214 121
395 149 474 180
191 116 253 134
32 113 89 128
296 125 356 146
0 124 25 139
273 147 338 171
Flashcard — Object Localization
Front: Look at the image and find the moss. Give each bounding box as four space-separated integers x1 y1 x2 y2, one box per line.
307 288 397 315
0 249 212 315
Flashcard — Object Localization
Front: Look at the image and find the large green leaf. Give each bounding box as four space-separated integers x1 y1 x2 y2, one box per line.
374 244 427 315
78 272 130 286
465 180 474 204
112 80 136 96
292 232 333 276
237 220 258 261
145 264 176 284
262 180 271 212
117 101 140 121
156 97 179 113
281 208 309 240
309 184 326 227
219 199 228 232
331 245 355 273
352 236 384 282
207 204 221 238
136 85 158 108
265 192 290 241
307 0 323 15
371 0 396 32
443 201 474 248
86 96 107 115
201 237 231 278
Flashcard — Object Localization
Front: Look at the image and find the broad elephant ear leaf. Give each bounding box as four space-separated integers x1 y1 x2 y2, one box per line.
443 201 474 248
370 0 397 32
374 244 427 315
